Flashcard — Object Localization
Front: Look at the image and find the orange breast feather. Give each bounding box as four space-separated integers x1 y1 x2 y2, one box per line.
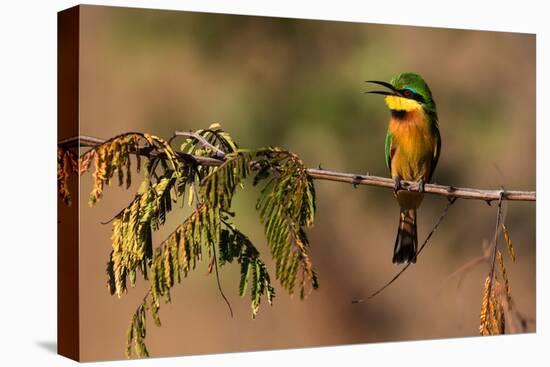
389 109 436 183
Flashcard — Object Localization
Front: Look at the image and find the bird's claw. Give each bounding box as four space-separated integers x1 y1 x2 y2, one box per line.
393 178 402 194
418 179 425 193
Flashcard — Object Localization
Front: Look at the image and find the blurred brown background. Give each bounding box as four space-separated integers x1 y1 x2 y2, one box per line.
76 5 535 361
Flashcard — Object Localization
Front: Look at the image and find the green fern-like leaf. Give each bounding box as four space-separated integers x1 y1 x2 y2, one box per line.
68 125 320 359
218 224 275 317
127 301 149 358
107 172 177 297
179 123 239 186
149 203 221 306
200 152 251 209
254 148 318 298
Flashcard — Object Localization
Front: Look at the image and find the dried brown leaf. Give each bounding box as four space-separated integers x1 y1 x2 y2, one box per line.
501 223 516 262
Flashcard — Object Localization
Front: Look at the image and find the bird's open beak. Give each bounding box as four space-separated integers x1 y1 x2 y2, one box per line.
365 80 401 96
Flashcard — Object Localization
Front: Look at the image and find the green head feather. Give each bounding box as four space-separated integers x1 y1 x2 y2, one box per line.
390 72 436 112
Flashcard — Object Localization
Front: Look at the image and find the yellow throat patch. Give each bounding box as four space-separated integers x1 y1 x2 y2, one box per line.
385 95 422 112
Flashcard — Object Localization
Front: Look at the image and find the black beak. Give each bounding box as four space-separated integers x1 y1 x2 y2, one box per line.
364 80 400 96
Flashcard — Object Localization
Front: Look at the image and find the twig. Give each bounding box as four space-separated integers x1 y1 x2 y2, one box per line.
60 135 536 203
74 135 224 167
211 239 234 318
132 289 151 316
174 130 227 158
353 197 457 302
189 172 233 318
510 301 535 332
141 289 152 305
59 134 109 147
446 255 487 292
307 169 534 202
486 191 505 300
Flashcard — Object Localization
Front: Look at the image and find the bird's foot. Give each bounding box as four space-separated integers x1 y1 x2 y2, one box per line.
418 179 425 193
393 177 402 194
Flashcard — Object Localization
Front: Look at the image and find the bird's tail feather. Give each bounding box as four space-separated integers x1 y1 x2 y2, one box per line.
393 208 418 264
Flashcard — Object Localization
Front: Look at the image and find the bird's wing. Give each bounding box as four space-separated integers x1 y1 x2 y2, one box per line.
385 129 394 174
429 126 441 182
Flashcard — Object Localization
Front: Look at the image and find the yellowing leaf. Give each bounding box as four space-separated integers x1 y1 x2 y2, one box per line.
209 122 222 130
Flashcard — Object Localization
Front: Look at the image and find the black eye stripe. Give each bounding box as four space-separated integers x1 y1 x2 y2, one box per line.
400 89 424 103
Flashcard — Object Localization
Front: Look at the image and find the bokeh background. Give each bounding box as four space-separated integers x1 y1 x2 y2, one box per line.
76 5 535 361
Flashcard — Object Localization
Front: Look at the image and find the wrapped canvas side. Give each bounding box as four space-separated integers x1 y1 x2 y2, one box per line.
57 5 80 362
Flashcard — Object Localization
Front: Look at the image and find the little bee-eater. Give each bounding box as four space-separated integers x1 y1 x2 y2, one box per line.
367 73 441 264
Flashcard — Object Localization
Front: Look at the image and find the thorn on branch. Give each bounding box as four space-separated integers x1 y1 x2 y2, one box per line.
61 135 536 203
352 175 362 188
448 196 458 204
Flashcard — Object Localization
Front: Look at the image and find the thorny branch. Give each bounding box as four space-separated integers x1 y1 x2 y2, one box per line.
61 135 536 203
60 134 536 302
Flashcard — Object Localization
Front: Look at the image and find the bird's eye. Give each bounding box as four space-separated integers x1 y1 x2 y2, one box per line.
402 89 413 98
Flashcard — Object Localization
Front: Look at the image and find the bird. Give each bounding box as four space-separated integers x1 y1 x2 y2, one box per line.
366 72 441 264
